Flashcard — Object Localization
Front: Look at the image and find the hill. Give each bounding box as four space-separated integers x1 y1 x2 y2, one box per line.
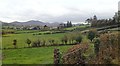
2 20 61 27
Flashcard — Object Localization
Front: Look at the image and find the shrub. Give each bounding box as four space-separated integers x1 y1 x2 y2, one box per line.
32 41 38 47
36 39 41 47
62 43 89 64
32 39 41 47
61 35 68 44
75 35 82 44
49 39 55 45
93 37 100 55
26 39 31 47
42 40 46 46
89 32 119 64
13 39 17 48
38 33 42 35
87 29 97 41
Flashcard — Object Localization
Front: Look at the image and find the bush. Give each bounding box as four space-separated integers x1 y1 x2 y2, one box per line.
89 32 119 64
42 40 46 46
32 39 41 47
32 41 38 47
93 37 100 55
26 39 31 47
61 35 68 44
13 39 17 48
49 39 55 45
38 33 42 35
87 29 97 41
62 43 89 64
75 35 82 44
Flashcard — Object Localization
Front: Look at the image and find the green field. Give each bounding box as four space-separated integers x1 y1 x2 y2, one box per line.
2 32 66 48
2 26 92 64
2 30 74 64
3 45 72 64
64 25 89 31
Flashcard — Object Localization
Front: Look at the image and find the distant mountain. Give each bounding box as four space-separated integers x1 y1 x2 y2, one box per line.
2 20 62 27
10 20 46 26
0 21 13 26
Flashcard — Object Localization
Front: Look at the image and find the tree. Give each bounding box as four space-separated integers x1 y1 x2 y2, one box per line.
75 35 82 44
26 39 31 47
67 21 69 27
61 35 68 44
44 25 47 28
43 25 49 30
13 39 17 48
87 30 96 41
66 21 72 27
69 21 72 27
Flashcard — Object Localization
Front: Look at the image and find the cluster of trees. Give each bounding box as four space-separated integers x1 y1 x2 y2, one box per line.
86 12 120 27
11 29 98 49
26 39 55 47
66 21 72 27
12 39 47 48
12 32 83 48
61 32 82 45
58 21 73 30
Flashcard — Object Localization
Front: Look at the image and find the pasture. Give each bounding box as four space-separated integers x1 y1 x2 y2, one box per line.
2 32 66 48
2 26 92 64
3 45 72 64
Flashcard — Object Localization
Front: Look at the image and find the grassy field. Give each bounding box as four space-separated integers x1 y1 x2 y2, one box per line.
3 45 72 64
64 25 88 31
2 32 66 48
2 24 119 64
2 25 92 64
2 30 73 64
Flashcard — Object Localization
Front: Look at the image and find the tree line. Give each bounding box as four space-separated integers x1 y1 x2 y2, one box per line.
86 12 120 27
11 32 83 48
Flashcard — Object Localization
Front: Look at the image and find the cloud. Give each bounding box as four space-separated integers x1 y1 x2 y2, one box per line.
118 1 120 11
0 0 119 23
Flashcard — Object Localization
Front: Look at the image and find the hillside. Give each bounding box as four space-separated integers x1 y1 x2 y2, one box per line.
2 20 61 27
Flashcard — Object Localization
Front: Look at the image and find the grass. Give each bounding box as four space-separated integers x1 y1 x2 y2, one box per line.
2 30 73 64
3 45 72 64
2 32 66 48
64 25 87 31
2 28 92 64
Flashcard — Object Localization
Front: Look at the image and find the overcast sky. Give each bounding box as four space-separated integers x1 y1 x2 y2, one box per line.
0 0 119 23
118 1 120 11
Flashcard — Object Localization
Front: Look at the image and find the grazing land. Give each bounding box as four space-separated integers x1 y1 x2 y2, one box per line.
3 45 72 64
2 11 120 64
